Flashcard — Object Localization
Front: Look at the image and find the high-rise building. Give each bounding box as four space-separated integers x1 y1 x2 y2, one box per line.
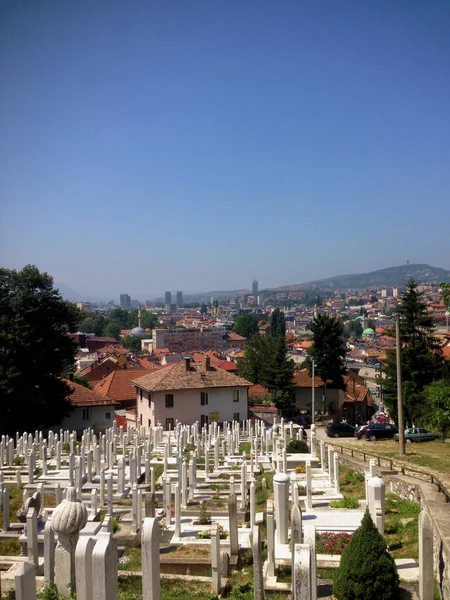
120 294 131 309
252 279 258 295
165 291 172 305
176 291 183 307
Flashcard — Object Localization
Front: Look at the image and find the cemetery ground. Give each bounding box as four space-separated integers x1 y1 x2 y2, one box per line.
0 421 444 600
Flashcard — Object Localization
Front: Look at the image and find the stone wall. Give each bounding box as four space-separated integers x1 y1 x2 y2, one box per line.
390 475 450 600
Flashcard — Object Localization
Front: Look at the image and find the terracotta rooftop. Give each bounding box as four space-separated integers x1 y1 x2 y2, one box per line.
94 369 154 402
65 380 117 407
293 369 327 388
227 332 246 341
132 362 252 393
248 384 271 398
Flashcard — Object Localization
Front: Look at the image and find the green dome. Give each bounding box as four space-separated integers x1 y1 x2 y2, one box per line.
363 328 375 335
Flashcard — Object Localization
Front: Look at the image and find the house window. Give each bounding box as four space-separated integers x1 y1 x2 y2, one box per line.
201 391 209 405
82 408 90 421
166 417 174 430
140 414 142 426
139 389 143 402
106 412 111 420
165 394 174 408
148 419 151 428
200 414 209 427
233 390 240 402
233 412 240 422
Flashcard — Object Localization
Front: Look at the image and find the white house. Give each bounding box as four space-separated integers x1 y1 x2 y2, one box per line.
132 357 251 430
56 379 118 436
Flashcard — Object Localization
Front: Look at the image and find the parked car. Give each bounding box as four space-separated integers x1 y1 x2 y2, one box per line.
364 423 398 441
326 422 356 438
355 424 370 439
394 428 439 443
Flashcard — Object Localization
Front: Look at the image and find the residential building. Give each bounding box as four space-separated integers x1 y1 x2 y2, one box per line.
94 368 155 409
152 327 227 353
132 357 251 429
120 294 131 309
56 380 118 436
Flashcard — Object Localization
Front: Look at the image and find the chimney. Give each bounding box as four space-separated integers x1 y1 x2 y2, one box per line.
185 357 191 371
205 356 211 370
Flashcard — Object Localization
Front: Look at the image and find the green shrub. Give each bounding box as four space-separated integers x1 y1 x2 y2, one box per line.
333 510 399 600
286 440 308 453
330 496 359 509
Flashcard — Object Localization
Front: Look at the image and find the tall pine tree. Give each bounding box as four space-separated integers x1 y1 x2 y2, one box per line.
305 313 347 414
381 279 442 425
270 307 286 339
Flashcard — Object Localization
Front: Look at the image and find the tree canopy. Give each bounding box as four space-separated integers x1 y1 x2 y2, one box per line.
345 319 363 339
381 280 443 425
270 307 286 339
232 315 259 338
441 282 450 308
0 265 79 435
238 334 295 410
305 313 347 390
121 335 143 352
424 379 450 440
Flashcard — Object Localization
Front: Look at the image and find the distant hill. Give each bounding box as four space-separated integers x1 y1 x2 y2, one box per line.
54 282 92 303
303 264 450 290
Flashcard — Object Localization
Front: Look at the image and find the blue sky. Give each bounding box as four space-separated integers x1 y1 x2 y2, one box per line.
1 0 449 300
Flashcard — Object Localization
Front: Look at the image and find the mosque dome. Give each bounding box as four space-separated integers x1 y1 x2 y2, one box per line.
130 326 146 336
362 328 375 336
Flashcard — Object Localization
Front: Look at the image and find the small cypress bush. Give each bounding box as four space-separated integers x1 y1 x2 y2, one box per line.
286 439 308 453
333 509 399 600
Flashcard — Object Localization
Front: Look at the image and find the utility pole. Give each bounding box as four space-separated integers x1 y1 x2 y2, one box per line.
396 316 405 456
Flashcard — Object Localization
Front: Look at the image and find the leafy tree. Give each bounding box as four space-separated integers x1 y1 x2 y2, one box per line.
424 379 450 440
440 282 450 308
270 307 286 339
79 314 107 336
126 309 158 330
305 313 347 413
0 265 79 435
108 308 129 328
232 315 259 338
381 280 442 425
333 510 399 600
103 321 122 340
238 334 273 384
121 335 142 352
238 335 295 409
345 320 363 339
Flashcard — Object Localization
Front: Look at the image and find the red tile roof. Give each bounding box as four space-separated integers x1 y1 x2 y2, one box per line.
65 380 117 407
132 362 252 393
94 369 154 402
249 384 271 398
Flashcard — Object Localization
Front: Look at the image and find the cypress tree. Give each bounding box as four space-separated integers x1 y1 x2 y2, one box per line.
333 510 399 600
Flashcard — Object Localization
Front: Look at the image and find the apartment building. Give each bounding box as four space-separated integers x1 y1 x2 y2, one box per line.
152 327 227 353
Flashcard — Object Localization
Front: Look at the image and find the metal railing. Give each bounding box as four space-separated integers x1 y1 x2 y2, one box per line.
324 441 450 504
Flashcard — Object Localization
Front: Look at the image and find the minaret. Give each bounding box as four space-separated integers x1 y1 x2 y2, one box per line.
138 302 142 328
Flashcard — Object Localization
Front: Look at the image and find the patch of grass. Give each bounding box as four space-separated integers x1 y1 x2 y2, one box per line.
0 484 23 525
339 466 365 499
329 496 359 509
119 546 142 571
277 564 292 583
317 567 338 581
0 537 21 555
239 442 251 454
384 493 420 559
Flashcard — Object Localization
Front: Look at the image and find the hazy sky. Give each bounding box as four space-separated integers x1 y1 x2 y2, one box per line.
1 0 449 300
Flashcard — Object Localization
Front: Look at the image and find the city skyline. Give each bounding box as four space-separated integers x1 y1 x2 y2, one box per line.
1 0 449 297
